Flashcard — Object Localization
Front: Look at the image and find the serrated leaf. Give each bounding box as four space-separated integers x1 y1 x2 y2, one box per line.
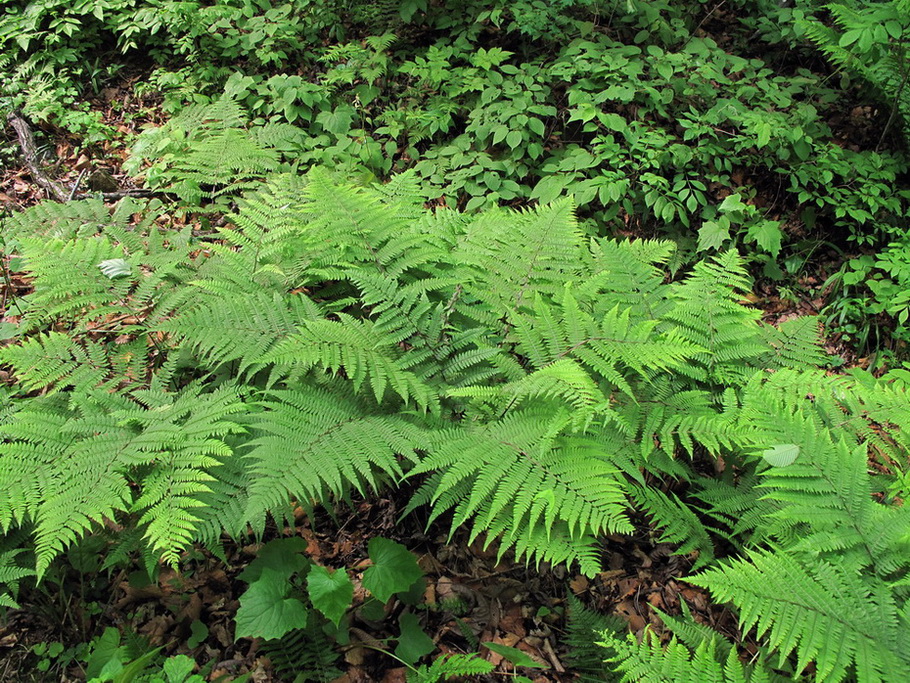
599 112 627 132
307 565 353 626
235 568 308 641
718 193 748 214
762 443 800 467
317 106 355 135
748 220 782 259
394 612 436 665
161 654 196 682
362 538 423 603
697 220 729 251
98 258 132 279
483 642 546 668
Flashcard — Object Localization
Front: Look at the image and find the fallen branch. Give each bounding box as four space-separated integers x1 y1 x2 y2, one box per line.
7 111 69 202
7 112 164 203
93 188 157 200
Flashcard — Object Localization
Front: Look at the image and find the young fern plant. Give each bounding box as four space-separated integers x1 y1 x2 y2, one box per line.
0 169 907 680
800 0 910 146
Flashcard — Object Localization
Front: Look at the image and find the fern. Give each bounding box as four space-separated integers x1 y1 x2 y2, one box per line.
406 653 495 682
600 629 784 683
666 251 768 385
407 412 633 575
0 546 36 609
801 1 910 144
564 594 625 682
242 385 425 530
628 485 716 571
260 622 342 683
693 550 908 682
126 96 303 205
3 170 908 683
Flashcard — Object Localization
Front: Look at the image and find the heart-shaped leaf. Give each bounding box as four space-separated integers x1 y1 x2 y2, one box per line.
307 565 353 626
362 538 422 603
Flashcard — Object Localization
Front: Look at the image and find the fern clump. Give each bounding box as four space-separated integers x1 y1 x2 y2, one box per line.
1 169 908 680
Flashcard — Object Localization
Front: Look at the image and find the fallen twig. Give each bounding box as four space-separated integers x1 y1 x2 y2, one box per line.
7 111 69 202
93 188 157 200
68 167 89 201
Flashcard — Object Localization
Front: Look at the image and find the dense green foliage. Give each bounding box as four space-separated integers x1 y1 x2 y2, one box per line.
2 171 909 679
3 0 910 680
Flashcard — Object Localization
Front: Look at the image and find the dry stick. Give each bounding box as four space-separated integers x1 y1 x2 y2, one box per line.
95 188 156 200
7 112 160 202
68 167 89 201
6 111 69 202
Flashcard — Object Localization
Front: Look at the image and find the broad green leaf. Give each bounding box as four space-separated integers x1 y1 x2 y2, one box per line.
85 628 123 680
530 175 569 205
697 220 729 251
98 259 132 279
755 121 772 148
362 538 423 603
187 619 208 649
235 568 308 640
0 323 19 341
505 130 523 150
394 612 436 665
317 107 355 135
483 642 546 668
307 565 353 626
762 444 800 467
748 220 783 259
492 125 509 145
238 538 308 584
599 112 627 132
718 193 748 214
161 655 196 682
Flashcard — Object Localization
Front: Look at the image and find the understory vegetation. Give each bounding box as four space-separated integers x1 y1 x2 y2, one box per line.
1 1 909 681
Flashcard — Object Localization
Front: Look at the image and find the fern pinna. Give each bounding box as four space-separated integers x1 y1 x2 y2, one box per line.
1 168 908 679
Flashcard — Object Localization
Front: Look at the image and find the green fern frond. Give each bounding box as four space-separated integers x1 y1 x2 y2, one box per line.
122 383 247 565
0 548 36 609
127 96 293 205
243 385 424 526
692 549 909 682
407 413 632 576
601 629 783 683
158 291 322 371
629 485 716 570
408 653 495 682
760 317 829 370
260 622 342 682
458 198 584 316
735 370 910 572
0 333 109 394
667 252 767 385
261 315 439 411
581 238 676 319
564 594 625 682
1 197 151 245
